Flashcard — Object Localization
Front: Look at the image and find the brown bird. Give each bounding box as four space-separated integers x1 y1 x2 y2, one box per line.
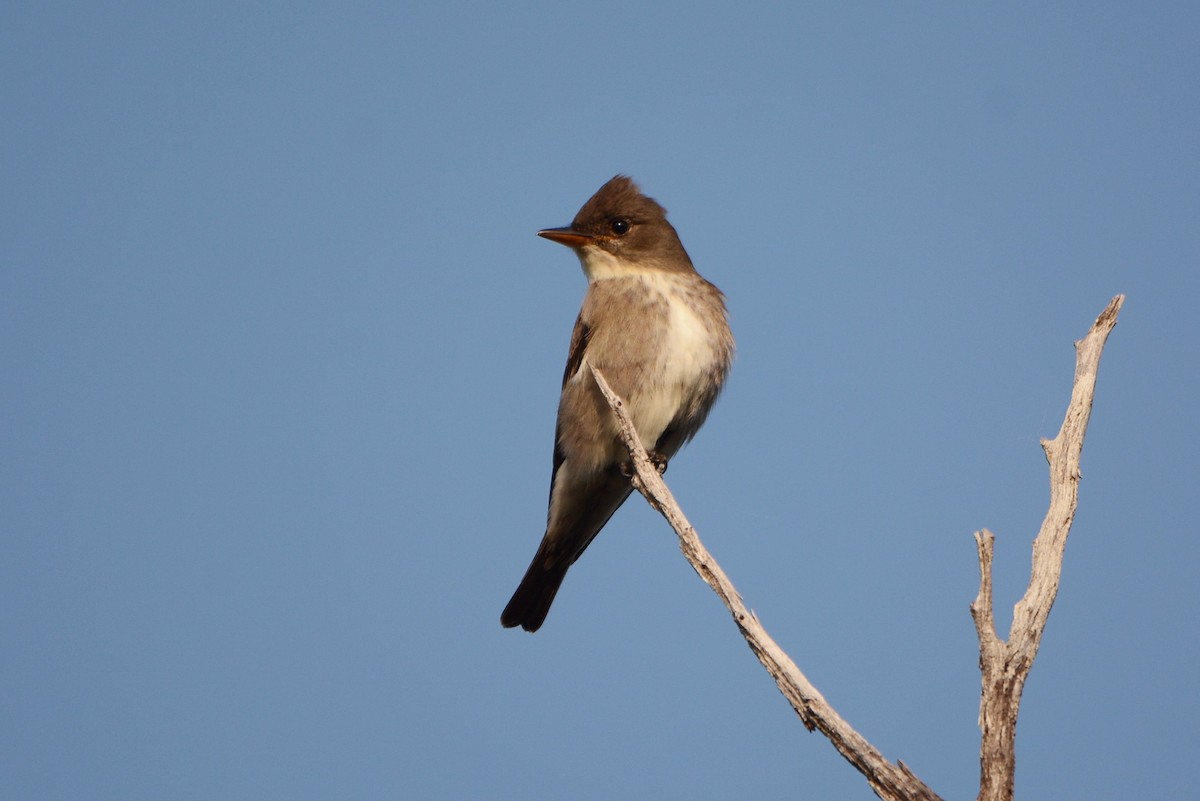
501 176 734 632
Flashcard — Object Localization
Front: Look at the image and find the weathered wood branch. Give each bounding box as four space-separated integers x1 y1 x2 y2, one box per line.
592 294 1122 801
590 366 944 801
970 294 1124 801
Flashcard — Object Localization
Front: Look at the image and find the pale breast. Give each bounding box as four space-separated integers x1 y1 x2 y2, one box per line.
564 254 731 471
618 272 728 452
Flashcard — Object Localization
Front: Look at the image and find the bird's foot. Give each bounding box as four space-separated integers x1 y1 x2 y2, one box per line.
618 453 669 478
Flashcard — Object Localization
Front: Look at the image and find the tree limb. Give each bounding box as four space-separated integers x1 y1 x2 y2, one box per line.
590 294 1123 800
970 294 1124 801
590 366 944 801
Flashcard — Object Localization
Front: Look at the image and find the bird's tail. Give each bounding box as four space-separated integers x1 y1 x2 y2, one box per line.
500 553 569 633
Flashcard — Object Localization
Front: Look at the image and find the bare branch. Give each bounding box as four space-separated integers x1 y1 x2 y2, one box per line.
974 294 1125 801
589 294 1122 801
590 365 944 801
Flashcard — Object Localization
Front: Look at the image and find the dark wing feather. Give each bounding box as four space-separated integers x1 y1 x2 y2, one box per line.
561 314 592 387
550 315 592 497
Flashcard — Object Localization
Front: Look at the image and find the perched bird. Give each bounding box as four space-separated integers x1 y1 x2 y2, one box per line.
501 175 734 632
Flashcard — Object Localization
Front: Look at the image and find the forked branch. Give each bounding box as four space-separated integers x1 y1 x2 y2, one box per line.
591 294 1123 801
971 294 1124 801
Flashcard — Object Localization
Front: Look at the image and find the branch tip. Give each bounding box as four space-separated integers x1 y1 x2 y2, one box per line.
973 296 1122 801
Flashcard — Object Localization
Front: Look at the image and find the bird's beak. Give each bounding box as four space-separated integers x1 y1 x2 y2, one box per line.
537 227 593 248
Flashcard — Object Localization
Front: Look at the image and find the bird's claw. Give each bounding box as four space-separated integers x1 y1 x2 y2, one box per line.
618 452 669 478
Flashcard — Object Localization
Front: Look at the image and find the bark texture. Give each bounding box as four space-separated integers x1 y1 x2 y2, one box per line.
590 294 1124 801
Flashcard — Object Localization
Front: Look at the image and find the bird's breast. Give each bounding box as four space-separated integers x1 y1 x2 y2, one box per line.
611 272 729 452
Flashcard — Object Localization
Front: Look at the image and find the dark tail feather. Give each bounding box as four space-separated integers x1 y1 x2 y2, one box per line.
501 556 569 633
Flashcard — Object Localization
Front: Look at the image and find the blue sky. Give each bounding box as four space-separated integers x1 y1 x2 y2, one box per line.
3 3 1197 799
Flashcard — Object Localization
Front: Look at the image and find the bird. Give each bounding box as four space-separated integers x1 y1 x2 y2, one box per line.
501 175 734 632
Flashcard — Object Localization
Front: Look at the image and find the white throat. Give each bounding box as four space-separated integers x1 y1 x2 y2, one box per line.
576 246 664 282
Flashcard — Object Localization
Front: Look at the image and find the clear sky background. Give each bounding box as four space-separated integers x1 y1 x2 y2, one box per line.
3 3 1197 799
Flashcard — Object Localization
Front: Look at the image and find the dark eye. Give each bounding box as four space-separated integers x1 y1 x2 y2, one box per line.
610 219 630 235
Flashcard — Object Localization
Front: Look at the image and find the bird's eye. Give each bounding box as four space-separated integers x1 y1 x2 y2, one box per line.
610 219 630 235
